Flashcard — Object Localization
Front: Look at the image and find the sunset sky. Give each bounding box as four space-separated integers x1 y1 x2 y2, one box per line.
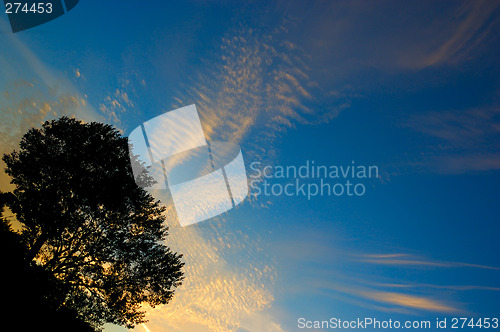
1 1 500 331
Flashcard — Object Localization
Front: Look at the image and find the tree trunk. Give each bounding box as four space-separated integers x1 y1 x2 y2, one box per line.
26 232 48 262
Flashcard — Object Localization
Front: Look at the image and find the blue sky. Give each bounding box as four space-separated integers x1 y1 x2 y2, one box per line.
1 1 500 331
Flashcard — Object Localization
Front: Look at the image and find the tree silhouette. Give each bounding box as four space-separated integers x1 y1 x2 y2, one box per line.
2 117 184 330
0 205 94 331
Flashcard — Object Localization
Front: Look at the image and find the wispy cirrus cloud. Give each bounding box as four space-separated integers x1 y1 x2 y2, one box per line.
394 0 500 69
307 271 461 314
356 252 500 270
282 0 500 81
370 282 500 292
342 252 500 312
274 226 499 317
406 108 500 148
172 24 349 163
357 290 458 312
405 107 500 173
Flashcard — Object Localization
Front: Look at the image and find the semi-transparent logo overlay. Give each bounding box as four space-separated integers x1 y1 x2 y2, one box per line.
128 105 249 227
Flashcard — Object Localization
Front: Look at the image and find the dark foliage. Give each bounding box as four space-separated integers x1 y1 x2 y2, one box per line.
1 117 184 330
0 216 94 331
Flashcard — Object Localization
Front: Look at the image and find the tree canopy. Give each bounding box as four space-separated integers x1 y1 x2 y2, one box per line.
2 117 184 330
